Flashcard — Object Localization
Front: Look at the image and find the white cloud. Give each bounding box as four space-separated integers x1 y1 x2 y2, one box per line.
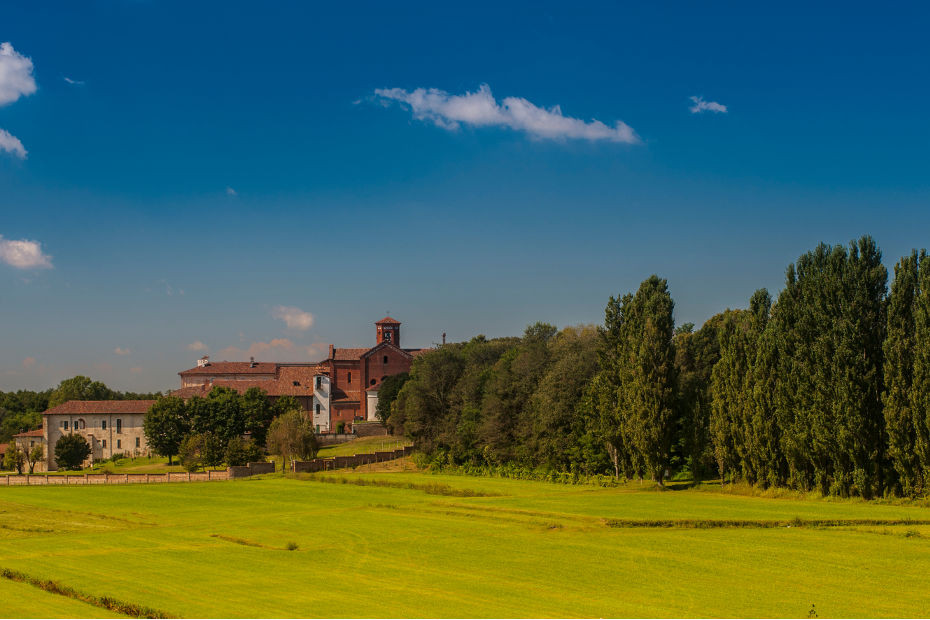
21 356 36 369
0 42 36 106
226 186 237 196
113 347 131 356
689 96 728 114
272 305 315 331
187 340 208 352
63 77 85 86
374 84 639 143
0 235 52 269
0 128 26 158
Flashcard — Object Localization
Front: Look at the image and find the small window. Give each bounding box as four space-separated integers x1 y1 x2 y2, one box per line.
315 376 322 389
370 379 376 386
102 440 107 448
347 372 352 384
116 419 122 434
62 420 69 430
315 404 321 415
117 439 121 449
383 355 388 364
101 420 107 430
135 437 140 448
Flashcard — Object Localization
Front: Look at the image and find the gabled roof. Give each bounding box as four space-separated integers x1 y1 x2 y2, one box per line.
375 316 401 325
43 400 157 415
331 348 368 361
361 341 413 360
179 361 278 376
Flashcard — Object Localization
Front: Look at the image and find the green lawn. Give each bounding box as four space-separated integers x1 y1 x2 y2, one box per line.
1 471 930 617
315 435 411 458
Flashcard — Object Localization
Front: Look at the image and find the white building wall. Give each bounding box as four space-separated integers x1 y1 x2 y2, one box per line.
366 391 379 421
312 375 331 432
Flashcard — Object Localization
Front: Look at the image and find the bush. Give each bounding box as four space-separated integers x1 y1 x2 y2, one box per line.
226 437 264 467
178 434 204 472
54 434 91 470
336 421 346 434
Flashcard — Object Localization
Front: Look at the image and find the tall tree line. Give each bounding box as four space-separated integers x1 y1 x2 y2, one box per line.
392 235 930 497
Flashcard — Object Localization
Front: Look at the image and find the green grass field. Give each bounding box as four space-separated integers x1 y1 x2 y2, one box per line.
2 468 930 618
315 435 410 458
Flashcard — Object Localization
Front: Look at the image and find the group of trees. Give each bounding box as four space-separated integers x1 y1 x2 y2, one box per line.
143 386 315 472
389 236 930 498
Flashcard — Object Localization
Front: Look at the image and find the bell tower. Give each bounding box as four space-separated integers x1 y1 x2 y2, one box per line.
375 317 401 347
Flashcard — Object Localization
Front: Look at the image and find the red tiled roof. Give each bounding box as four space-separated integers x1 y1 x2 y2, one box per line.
14 429 44 437
407 348 430 357
332 348 368 361
375 316 401 324
170 364 326 399
43 400 157 415
179 361 278 376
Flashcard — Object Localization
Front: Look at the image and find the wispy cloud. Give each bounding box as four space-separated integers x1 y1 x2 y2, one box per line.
0 42 36 106
21 357 36 369
689 96 728 114
272 305 315 331
0 235 52 269
113 347 131 356
374 84 639 143
225 186 237 196
0 128 26 159
187 340 208 352
63 77 85 86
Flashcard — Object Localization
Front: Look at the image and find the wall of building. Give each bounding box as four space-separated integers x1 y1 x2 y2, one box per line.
312 374 331 432
45 412 148 471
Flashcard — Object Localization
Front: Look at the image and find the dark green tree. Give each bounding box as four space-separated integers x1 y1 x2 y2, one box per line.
143 396 190 465
241 387 274 447
883 250 923 495
54 434 91 470
375 372 410 427
48 376 116 408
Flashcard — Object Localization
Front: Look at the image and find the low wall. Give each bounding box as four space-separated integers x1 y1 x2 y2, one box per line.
1 470 232 486
293 445 411 473
315 433 357 447
352 422 389 438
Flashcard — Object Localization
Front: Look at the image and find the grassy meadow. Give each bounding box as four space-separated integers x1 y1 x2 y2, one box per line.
2 467 930 618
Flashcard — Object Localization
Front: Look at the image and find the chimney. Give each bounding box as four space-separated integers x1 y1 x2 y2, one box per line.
442 332 446 346
197 355 210 368
249 356 256 368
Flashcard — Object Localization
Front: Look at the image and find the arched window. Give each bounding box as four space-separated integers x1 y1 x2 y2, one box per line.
370 379 376 386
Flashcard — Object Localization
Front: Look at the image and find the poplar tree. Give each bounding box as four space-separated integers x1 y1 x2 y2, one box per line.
883 251 922 494
911 253 930 489
621 276 677 484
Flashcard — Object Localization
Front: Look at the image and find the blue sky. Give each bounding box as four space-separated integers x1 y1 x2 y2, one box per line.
2 1 929 392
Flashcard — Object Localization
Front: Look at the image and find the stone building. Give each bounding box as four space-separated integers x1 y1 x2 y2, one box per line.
41 400 156 470
172 317 428 432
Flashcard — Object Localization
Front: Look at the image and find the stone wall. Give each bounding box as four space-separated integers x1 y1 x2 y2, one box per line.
352 422 389 438
293 447 409 473
2 470 231 485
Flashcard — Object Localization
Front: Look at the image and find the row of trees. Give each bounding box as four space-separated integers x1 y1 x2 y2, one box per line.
143 387 317 471
389 236 930 497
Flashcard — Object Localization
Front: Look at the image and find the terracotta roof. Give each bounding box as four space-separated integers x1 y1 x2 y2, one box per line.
14 429 44 437
170 364 326 399
44 400 157 415
179 361 278 376
332 348 368 361
375 317 401 324
406 348 430 357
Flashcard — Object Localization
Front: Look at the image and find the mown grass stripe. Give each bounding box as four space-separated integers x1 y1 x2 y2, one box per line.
0 567 175 618
299 474 501 497
603 518 930 529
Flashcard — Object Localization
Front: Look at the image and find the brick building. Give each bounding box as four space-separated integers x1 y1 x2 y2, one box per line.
173 317 427 432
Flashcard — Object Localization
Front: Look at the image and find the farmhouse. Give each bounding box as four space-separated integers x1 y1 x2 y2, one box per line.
40 400 156 471
173 317 427 432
